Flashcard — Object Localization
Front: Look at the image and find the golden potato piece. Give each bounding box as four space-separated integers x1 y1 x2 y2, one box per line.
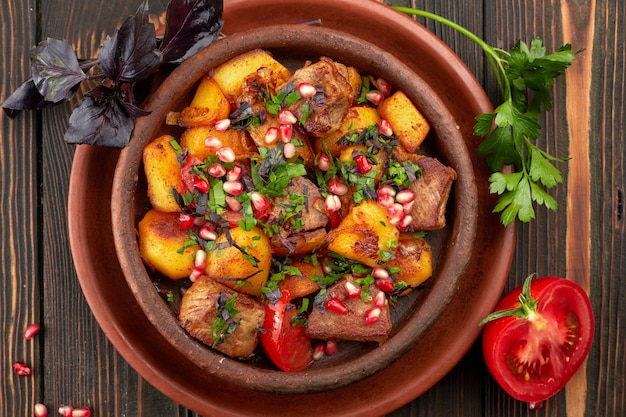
210 49 291 102
180 125 257 162
314 107 380 157
189 75 231 115
384 234 433 294
326 200 399 268
378 90 430 153
278 259 323 299
143 135 183 213
138 209 199 280
206 226 271 297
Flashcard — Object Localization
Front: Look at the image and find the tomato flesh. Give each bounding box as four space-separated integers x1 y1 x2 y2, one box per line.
260 290 313 372
482 277 594 404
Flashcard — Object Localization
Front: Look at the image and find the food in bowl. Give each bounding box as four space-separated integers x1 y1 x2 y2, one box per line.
136 48 457 372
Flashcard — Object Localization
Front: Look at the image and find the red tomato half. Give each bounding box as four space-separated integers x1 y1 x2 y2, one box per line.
260 290 313 372
481 276 594 407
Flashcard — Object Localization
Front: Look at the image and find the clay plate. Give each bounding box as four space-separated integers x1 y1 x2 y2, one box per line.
68 1 515 415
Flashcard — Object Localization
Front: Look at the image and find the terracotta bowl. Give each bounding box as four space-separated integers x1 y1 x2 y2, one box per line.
110 24 477 394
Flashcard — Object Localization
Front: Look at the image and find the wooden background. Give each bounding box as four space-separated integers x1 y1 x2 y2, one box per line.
1 0 623 416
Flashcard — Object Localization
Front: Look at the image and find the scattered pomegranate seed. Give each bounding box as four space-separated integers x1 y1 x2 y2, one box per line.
192 176 209 193
372 267 389 280
402 200 415 213
345 281 361 298
313 343 326 360
386 203 405 223
223 180 244 196
278 109 297 125
279 124 293 143
317 153 331 171
328 180 348 196
282 142 296 159
365 90 384 106
226 165 243 182
194 249 207 270
374 291 387 308
325 339 338 355
71 407 91 417
204 136 222 149
375 277 395 293
395 189 416 204
23 323 41 340
178 213 194 230
365 307 382 325
208 163 227 178
58 406 73 417
375 77 392 96
379 119 394 136
214 118 231 132
297 82 317 98
328 211 342 228
398 214 413 231
225 196 243 212
198 224 217 241
216 146 235 163
376 185 396 207
250 192 271 212
13 361 31 376
189 269 203 282
354 154 373 174
264 127 279 145
325 194 341 212
34 403 48 417
325 297 349 314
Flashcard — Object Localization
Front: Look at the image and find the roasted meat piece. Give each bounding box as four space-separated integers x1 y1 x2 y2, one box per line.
306 275 392 345
179 276 265 359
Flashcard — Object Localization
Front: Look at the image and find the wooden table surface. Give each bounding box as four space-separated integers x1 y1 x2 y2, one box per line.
1 0 623 416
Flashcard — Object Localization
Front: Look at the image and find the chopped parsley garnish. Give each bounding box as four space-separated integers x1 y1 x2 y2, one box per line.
212 292 238 348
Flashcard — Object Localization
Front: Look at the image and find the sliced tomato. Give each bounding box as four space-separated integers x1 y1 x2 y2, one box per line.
481 275 594 408
260 290 313 372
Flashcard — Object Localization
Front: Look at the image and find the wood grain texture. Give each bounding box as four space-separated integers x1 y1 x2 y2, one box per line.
0 0 623 416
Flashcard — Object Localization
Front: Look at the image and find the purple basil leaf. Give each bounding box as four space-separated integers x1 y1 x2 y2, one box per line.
121 99 151 118
160 0 224 63
65 86 134 148
99 0 163 83
1 78 51 117
31 38 87 103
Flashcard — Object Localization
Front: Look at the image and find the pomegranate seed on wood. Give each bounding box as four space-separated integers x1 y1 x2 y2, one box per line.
313 343 326 360
325 339 338 355
58 406 73 417
34 403 48 417
71 407 91 417
13 361 32 376
325 297 349 314
23 323 41 339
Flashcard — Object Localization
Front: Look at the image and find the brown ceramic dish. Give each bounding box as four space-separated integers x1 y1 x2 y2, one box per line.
68 1 516 415
110 23 477 393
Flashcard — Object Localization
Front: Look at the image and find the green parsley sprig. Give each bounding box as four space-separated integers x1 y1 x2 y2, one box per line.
394 7 579 226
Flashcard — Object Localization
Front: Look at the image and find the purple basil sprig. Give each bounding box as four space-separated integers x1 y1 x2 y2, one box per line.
1 0 224 148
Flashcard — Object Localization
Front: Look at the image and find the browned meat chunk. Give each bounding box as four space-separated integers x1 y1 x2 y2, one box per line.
408 157 457 230
279 57 354 137
179 276 265 359
306 275 392 345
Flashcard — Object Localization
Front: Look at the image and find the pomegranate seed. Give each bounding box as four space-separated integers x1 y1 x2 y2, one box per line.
365 307 382 325
379 119 394 136
71 407 91 417
208 163 226 177
354 154 373 174
374 291 387 308
278 109 297 125
58 406 73 417
325 297 348 314
377 185 396 198
34 403 48 417
283 142 297 159
398 214 413 231
395 189 416 204
264 127 279 145
216 146 235 163
328 211 342 228
279 124 293 143
198 224 217 241
313 343 326 360
328 180 348 196
204 136 222 149
13 361 31 376
376 185 396 208
223 180 244 196
189 269 203 282
325 194 341 212
297 82 317 98
23 323 41 340
214 118 231 132
225 196 243 212
365 90 384 106
402 200 415 213
375 77 392 96
375 277 395 293
325 340 338 355
345 281 361 298
372 267 389 280
192 176 209 193
179 213 194 230
317 153 331 171
194 249 207 270
386 203 405 223
226 165 243 182
250 192 270 212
